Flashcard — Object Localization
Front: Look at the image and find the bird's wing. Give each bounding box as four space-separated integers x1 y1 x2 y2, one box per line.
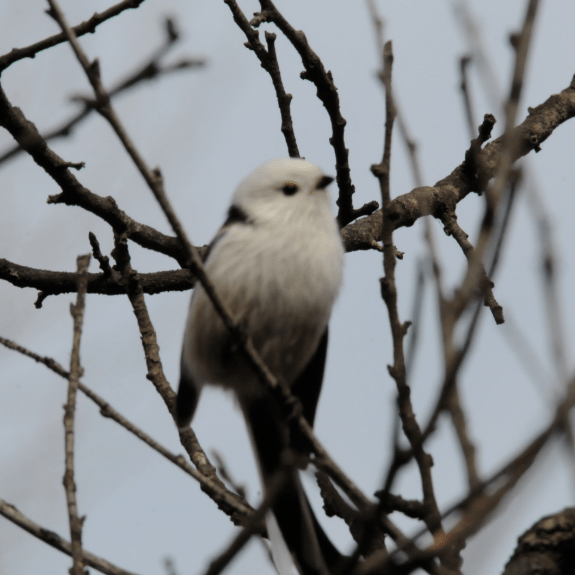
290 328 328 429
175 360 199 428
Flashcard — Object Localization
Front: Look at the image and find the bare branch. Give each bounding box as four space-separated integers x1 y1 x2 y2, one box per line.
109 231 227 487
203 470 293 575
63 253 90 575
251 0 375 226
0 18 204 166
0 0 146 72
1 329 388 570
0 258 197 303
0 85 189 264
369 38 450 567
459 55 477 139
221 0 299 157
440 209 504 324
1 75 573 283
502 507 575 575
341 76 575 251
446 389 480 492
0 498 143 575
0 335 255 526
377 373 575 573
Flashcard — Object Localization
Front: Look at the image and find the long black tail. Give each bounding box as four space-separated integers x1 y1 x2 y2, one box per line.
243 394 345 575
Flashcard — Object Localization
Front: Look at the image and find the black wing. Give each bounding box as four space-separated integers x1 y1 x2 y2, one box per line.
290 328 329 429
175 363 199 428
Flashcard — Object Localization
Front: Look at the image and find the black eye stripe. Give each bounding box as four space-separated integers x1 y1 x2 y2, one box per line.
282 182 299 196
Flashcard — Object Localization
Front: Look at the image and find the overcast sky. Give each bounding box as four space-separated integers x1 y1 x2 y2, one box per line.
1 1 575 574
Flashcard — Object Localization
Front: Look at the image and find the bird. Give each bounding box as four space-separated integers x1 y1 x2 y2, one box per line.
175 158 345 575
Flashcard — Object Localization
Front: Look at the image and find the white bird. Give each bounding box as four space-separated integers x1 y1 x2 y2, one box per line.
176 158 345 575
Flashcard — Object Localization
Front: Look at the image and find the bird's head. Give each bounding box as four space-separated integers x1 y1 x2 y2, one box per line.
231 158 335 224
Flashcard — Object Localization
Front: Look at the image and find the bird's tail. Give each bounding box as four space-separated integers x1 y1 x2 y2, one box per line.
243 394 344 575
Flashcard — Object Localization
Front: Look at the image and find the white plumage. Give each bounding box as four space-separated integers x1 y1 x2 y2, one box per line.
181 158 343 410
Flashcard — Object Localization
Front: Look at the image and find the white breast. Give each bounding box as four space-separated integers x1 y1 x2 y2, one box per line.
183 200 344 399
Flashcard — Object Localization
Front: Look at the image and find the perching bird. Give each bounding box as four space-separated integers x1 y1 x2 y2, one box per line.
176 158 345 575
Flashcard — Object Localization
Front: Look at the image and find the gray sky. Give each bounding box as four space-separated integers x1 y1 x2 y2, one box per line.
1 1 575 574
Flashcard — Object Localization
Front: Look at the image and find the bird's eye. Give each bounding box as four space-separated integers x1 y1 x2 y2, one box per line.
282 181 299 196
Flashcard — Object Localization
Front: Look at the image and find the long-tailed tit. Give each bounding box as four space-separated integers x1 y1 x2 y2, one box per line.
176 158 345 575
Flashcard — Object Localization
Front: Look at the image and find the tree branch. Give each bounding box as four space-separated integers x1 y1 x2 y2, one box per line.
0 335 255 526
0 498 142 575
341 76 575 250
221 0 299 158
0 0 146 73
0 258 197 303
251 0 377 226
0 83 190 264
63 254 90 575
502 507 575 575
0 17 204 166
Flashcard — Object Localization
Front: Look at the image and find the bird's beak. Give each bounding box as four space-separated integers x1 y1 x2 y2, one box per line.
312 175 334 193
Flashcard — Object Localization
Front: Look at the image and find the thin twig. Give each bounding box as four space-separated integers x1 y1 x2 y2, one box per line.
404 260 426 380
88 232 112 275
316 472 379 550
427 380 575 557
63 253 90 575
0 0 146 72
250 0 379 226
459 55 476 139
0 84 191 265
362 372 575 573
109 232 225 486
441 113 504 325
220 0 299 157
380 0 542 499
465 0 539 276
0 18 204 166
365 33 454 573
263 31 300 158
454 2 575 484
0 335 254 525
440 210 504 324
0 498 142 575
446 388 480 491
434 0 540 432
378 38 448 559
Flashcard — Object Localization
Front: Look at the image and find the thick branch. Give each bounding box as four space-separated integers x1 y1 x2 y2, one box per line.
503 508 575 575
3 79 573 277
342 77 575 250
0 258 197 300
0 84 189 265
